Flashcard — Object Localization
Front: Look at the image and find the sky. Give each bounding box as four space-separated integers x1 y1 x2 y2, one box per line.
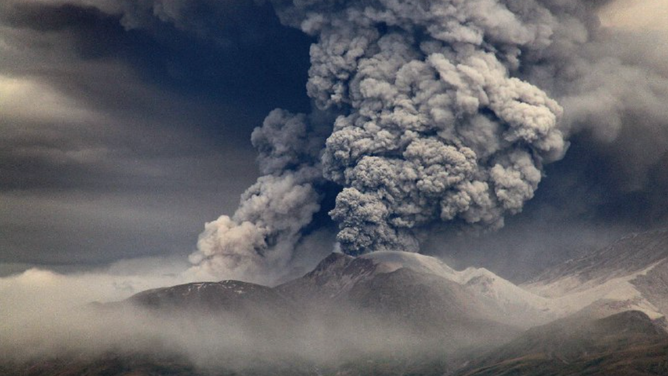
0 0 313 274
1 0 668 282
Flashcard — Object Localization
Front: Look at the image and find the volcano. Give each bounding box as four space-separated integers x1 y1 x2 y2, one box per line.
2 229 668 376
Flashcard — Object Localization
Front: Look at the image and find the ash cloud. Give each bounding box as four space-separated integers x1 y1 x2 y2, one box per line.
188 110 332 283
0 263 455 373
193 0 604 281
2 0 667 282
190 0 574 280
181 0 668 281
0 0 310 267
423 4 668 280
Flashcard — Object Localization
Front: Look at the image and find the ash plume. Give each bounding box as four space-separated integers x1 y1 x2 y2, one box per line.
30 0 667 282
194 0 575 278
188 109 331 282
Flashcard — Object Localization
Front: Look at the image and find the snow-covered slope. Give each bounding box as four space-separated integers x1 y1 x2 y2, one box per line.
276 250 554 327
522 229 668 320
363 229 668 324
529 262 665 319
525 229 668 291
129 229 668 332
360 252 555 327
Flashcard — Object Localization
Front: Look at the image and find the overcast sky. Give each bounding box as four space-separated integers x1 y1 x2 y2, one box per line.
1 0 667 280
0 0 313 273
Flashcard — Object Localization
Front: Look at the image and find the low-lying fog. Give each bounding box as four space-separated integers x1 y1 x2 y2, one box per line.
0 256 491 371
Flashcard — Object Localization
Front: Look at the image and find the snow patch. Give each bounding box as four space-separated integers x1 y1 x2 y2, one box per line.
364 251 667 323
363 252 554 325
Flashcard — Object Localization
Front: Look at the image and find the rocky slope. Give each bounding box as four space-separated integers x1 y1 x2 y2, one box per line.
454 310 668 376
523 229 668 320
279 251 555 328
3 229 668 375
527 229 668 289
130 280 292 312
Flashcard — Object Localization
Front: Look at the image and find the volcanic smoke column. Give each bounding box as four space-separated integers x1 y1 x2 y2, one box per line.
191 0 571 278
189 110 330 281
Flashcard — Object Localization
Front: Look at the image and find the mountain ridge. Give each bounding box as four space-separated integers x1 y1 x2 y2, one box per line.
3 228 668 375
454 310 668 376
522 228 668 320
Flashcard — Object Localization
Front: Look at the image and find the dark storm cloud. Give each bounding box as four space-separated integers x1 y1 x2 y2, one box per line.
0 0 312 267
0 1 312 119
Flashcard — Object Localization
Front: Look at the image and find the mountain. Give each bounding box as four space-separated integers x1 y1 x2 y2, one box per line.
276 252 382 301
527 229 668 288
129 280 295 316
363 252 555 327
454 310 668 376
3 229 668 375
279 251 554 328
278 252 530 353
123 229 668 331
533 229 668 287
2 251 537 376
0 354 204 376
523 229 668 320
127 252 541 332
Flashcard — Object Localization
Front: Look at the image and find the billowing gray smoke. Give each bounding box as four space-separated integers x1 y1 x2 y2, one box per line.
184 0 668 282
189 109 330 281
4 0 667 282
192 0 581 279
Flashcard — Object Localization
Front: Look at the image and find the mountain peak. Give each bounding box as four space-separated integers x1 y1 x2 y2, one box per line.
276 252 382 300
128 280 288 313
